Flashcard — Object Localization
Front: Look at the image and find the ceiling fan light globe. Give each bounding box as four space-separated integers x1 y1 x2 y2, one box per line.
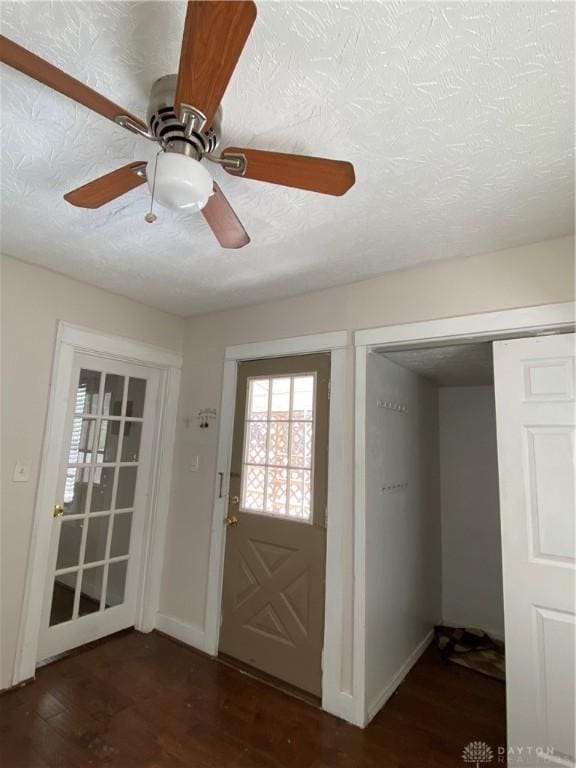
149 152 213 212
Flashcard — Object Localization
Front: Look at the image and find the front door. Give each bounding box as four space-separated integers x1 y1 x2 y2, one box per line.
219 354 330 696
38 353 160 660
493 333 575 765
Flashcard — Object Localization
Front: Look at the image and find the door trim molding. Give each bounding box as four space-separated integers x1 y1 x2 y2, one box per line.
13 322 182 686
354 301 575 348
204 331 356 722
353 301 575 726
225 331 348 361
59 322 183 368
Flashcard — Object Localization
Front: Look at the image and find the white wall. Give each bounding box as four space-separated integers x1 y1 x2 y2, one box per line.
0 255 184 689
365 354 441 718
1 236 572 701
158 236 574 708
439 386 504 638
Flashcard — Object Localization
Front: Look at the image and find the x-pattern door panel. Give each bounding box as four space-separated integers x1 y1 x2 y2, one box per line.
219 354 330 696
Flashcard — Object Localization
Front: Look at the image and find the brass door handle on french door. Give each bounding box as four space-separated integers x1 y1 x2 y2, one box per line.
225 515 239 527
53 504 64 518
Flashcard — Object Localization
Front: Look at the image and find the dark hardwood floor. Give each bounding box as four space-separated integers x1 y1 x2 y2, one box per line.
0 630 506 768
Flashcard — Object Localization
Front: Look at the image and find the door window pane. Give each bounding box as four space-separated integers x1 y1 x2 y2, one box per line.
241 374 315 521
75 370 100 415
116 467 137 509
102 374 124 417
78 566 104 616
268 422 289 466
126 378 146 418
96 420 120 463
90 467 115 512
63 467 90 515
247 379 269 420
290 422 313 468
110 513 132 558
50 574 77 625
121 422 142 462
56 520 83 569
288 469 311 520
68 419 96 464
84 515 110 564
292 376 314 419
106 560 128 608
270 378 291 420
245 422 267 465
242 465 266 512
266 468 287 514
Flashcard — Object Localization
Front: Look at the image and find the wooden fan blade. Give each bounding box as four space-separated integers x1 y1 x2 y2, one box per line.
222 148 356 196
202 183 250 249
64 163 147 208
0 35 148 132
175 1 256 127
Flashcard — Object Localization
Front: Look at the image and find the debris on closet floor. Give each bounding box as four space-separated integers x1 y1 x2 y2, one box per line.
435 625 505 682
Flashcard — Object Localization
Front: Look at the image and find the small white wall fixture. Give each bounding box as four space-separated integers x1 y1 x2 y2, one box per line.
13 322 182 686
354 302 575 727
203 331 357 724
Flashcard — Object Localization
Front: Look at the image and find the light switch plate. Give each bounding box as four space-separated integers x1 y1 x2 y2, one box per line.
13 463 30 482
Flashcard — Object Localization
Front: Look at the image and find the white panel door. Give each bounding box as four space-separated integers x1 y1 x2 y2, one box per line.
37 353 160 660
493 334 575 767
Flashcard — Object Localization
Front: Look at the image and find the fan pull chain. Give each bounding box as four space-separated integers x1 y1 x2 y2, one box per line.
145 150 161 223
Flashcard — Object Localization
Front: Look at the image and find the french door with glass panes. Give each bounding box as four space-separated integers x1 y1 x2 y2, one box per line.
38 353 160 660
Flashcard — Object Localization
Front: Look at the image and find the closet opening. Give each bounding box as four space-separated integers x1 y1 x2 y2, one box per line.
364 341 506 736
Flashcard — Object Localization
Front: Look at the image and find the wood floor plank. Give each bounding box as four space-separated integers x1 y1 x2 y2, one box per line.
0 630 507 767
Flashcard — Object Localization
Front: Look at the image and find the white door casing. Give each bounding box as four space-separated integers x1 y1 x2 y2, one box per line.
494 333 575 766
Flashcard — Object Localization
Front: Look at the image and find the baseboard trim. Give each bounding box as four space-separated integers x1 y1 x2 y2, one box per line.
366 629 434 725
155 613 209 655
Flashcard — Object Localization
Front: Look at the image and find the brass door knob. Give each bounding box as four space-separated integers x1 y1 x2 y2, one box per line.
225 515 239 526
53 504 64 518
230 495 240 505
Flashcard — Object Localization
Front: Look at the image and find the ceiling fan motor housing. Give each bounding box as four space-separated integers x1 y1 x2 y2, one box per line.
147 75 221 158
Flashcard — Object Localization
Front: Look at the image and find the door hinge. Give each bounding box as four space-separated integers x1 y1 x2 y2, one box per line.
328 380 331 400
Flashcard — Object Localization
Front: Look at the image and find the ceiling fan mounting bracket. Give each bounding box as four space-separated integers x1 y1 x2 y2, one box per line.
179 104 207 134
130 163 148 180
115 115 159 142
218 152 247 175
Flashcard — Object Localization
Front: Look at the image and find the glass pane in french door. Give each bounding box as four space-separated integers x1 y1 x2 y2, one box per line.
49 368 145 626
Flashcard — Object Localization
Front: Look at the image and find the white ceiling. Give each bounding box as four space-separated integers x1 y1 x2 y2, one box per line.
383 343 493 386
1 2 574 316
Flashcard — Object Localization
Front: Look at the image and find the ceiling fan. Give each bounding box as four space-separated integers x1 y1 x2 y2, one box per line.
0 1 356 249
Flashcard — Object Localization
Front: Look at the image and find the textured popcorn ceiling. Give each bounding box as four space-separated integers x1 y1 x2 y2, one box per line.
1 1 574 316
383 343 493 386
